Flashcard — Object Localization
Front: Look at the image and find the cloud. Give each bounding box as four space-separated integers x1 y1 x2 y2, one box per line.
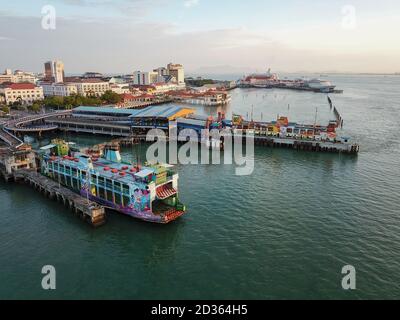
0 36 13 41
184 0 199 8
0 12 399 74
57 0 168 16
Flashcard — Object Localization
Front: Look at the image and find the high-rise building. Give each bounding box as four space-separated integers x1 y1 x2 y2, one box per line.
54 61 65 83
167 63 185 84
44 60 65 83
133 71 158 85
153 67 169 83
44 61 53 81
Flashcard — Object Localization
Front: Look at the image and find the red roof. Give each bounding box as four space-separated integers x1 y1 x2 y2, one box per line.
120 93 154 101
4 83 37 90
120 93 135 101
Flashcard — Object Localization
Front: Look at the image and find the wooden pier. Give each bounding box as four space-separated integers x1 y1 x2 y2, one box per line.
13 169 106 227
104 133 359 155
251 136 359 154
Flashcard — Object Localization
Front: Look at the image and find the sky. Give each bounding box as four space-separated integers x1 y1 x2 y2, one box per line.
0 0 400 75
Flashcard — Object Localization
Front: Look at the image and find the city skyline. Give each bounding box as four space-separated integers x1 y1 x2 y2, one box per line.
0 0 399 74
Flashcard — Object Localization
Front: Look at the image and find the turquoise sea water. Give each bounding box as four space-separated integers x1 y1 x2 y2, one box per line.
1 74 400 299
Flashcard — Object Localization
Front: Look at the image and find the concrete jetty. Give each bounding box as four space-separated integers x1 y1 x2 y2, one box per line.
12 169 106 227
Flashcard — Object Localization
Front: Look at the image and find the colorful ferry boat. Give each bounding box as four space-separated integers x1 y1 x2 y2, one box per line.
40 140 186 224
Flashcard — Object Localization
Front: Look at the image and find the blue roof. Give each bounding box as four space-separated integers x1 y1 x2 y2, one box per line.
73 105 191 119
129 105 187 119
177 118 207 127
73 106 141 116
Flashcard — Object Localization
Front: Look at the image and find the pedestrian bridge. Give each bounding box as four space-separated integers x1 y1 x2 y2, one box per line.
0 129 24 148
1 110 72 148
4 110 72 132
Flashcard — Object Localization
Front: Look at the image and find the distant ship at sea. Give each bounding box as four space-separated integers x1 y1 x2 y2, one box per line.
238 68 339 93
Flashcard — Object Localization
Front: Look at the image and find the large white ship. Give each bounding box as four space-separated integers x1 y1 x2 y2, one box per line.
304 78 336 93
239 69 339 93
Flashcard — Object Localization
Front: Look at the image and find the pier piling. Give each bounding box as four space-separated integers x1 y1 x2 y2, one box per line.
13 170 106 227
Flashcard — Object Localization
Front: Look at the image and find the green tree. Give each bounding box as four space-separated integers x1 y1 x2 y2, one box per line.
29 102 42 113
101 90 122 104
1 105 10 114
43 96 64 109
11 98 25 110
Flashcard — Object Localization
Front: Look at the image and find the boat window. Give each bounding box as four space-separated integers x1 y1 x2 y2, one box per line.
123 195 130 207
115 194 122 205
106 179 113 189
98 187 106 200
106 190 113 202
122 184 129 195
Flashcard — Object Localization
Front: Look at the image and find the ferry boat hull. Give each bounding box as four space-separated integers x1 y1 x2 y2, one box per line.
80 190 185 224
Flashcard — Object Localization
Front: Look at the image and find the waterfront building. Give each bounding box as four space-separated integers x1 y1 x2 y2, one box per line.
0 144 36 177
72 106 141 121
168 89 231 106
0 83 44 105
69 105 194 131
44 60 65 83
119 93 155 107
72 105 193 121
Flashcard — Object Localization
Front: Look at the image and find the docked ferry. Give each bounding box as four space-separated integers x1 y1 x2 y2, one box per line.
40 140 186 224
304 79 336 93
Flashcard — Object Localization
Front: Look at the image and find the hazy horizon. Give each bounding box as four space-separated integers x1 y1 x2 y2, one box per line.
1 0 400 74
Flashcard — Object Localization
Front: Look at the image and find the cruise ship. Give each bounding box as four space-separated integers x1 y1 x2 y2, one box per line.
40 140 186 224
304 79 336 93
